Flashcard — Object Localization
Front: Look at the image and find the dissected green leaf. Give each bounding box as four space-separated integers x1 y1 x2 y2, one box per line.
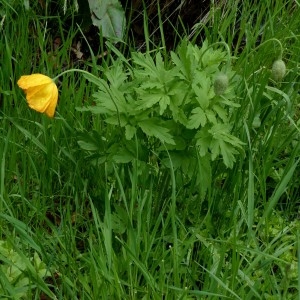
86 82 128 115
33 253 51 278
169 100 188 125
206 109 217 124
83 72 104 87
162 150 196 178
212 104 228 122
210 138 239 168
104 61 130 88
219 96 241 107
161 152 182 170
138 119 175 145
136 92 165 110
195 123 244 168
77 131 103 151
105 114 127 126
193 40 227 67
138 81 164 90
132 52 157 76
187 107 207 129
88 0 125 40
77 140 99 151
209 124 245 168
209 124 245 148
192 81 210 109
195 128 211 157
92 91 117 112
171 39 195 82
113 147 134 163
133 51 178 117
125 124 136 140
159 94 170 115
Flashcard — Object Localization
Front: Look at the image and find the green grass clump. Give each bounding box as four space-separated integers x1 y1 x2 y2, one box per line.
0 0 300 299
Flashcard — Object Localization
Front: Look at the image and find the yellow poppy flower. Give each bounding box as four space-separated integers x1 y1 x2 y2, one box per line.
17 74 58 118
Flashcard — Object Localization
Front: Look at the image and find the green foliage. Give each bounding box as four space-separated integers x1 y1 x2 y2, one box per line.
88 0 125 40
79 40 244 198
1 0 300 298
16 0 126 40
0 240 51 299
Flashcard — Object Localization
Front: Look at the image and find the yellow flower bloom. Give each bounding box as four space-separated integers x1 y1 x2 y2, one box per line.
17 74 58 118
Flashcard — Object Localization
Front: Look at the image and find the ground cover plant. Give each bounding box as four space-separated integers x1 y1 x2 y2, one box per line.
0 0 300 299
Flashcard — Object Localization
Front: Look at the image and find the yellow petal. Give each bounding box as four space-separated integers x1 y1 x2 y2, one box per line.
17 74 53 89
17 74 58 118
44 84 58 118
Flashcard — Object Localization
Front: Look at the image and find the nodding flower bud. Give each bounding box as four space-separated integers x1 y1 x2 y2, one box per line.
252 114 261 128
214 73 229 96
271 59 286 82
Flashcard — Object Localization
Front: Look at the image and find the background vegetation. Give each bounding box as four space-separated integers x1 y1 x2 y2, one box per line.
0 0 300 299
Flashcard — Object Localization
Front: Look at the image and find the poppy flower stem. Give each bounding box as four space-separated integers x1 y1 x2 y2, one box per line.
249 38 284 59
52 69 95 82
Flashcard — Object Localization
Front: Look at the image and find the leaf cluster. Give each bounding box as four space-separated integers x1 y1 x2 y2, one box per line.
0 240 51 298
78 40 245 195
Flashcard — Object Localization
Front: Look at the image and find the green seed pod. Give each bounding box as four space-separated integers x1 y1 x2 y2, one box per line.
214 73 229 96
271 59 286 82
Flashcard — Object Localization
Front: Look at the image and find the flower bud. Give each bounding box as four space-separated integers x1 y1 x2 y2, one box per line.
214 73 229 95
271 59 286 82
252 114 261 128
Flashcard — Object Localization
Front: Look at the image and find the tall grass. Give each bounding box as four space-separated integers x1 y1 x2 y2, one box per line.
0 0 300 298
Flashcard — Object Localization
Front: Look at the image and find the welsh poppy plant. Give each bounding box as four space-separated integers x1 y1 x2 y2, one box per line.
17 74 58 118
